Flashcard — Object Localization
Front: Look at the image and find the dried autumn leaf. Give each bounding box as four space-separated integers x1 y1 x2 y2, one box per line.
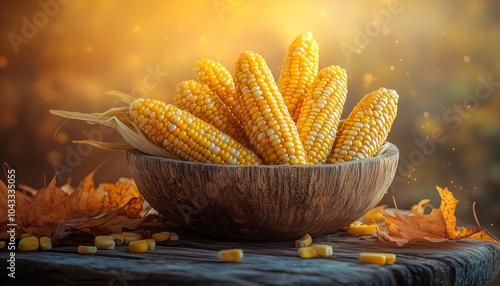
0 163 146 240
377 186 500 247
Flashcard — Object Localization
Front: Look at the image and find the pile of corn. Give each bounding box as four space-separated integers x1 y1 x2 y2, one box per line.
51 32 399 166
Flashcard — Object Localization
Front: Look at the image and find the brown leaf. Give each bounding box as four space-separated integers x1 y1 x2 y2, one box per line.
0 162 147 240
377 186 500 247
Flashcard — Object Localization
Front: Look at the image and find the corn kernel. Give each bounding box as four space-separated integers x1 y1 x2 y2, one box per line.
379 253 397 264
94 235 116 250
346 224 377 236
363 206 386 222
0 241 6 249
218 249 243 262
169 232 179 241
78 245 97 255
19 236 39 252
298 246 317 259
122 232 142 244
313 244 333 257
359 253 388 265
144 239 156 250
109 234 125 245
151 231 170 242
295 233 312 248
20 233 32 239
128 240 148 253
39 237 52 251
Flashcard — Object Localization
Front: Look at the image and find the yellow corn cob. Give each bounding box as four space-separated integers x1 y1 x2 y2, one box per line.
278 32 319 122
296 66 347 164
327 88 398 163
174 80 250 147
234 51 307 165
194 59 239 118
130 98 263 165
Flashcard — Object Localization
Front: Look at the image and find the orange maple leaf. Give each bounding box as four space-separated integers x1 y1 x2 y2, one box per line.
377 186 500 247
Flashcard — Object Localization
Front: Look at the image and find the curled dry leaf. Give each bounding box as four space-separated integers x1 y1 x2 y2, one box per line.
377 186 500 247
0 163 146 240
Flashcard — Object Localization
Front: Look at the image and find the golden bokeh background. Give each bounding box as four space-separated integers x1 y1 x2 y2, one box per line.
1 0 499 248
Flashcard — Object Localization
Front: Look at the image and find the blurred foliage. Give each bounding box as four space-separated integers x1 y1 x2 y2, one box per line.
0 0 499 239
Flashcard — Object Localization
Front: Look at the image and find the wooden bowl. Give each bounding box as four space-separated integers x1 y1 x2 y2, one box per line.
127 142 399 240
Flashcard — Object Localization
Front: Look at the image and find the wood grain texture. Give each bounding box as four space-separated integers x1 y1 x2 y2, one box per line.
127 143 399 240
2 232 499 285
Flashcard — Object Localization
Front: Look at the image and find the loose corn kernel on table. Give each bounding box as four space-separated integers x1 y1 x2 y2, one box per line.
2 232 499 285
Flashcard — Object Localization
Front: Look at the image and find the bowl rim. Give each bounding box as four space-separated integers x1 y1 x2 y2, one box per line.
127 141 399 169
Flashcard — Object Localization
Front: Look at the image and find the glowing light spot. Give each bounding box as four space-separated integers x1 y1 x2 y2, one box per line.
463 55 471 62
423 112 430 118
0 56 8 69
363 73 374 83
390 66 395 71
55 131 69 143
132 25 142 34
395 40 399 44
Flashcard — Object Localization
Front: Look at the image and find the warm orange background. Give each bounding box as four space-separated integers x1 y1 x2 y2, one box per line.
0 0 499 245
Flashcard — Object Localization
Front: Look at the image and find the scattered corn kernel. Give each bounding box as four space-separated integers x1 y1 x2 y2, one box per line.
346 224 377 236
109 234 125 245
122 232 142 244
359 253 388 265
0 241 6 249
313 244 333 257
298 246 317 259
295 233 312 248
363 205 387 222
144 239 156 250
19 236 39 252
20 233 32 239
94 235 116 250
39 237 52 251
151 231 170 242
169 232 179 241
379 253 397 264
128 240 148 253
78 245 97 255
218 249 243 262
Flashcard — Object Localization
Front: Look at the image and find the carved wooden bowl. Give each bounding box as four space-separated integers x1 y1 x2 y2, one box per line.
127 142 399 240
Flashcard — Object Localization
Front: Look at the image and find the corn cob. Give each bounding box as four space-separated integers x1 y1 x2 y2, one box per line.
130 98 263 165
327 88 398 164
194 59 239 118
278 32 319 122
174 80 250 147
234 51 307 165
296 66 347 164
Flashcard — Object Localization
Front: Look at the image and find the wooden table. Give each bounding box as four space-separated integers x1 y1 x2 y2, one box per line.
2 232 499 285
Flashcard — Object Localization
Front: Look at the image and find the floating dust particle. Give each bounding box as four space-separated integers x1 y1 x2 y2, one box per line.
423 112 430 118
395 40 399 43
390 66 395 71
463 55 470 62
